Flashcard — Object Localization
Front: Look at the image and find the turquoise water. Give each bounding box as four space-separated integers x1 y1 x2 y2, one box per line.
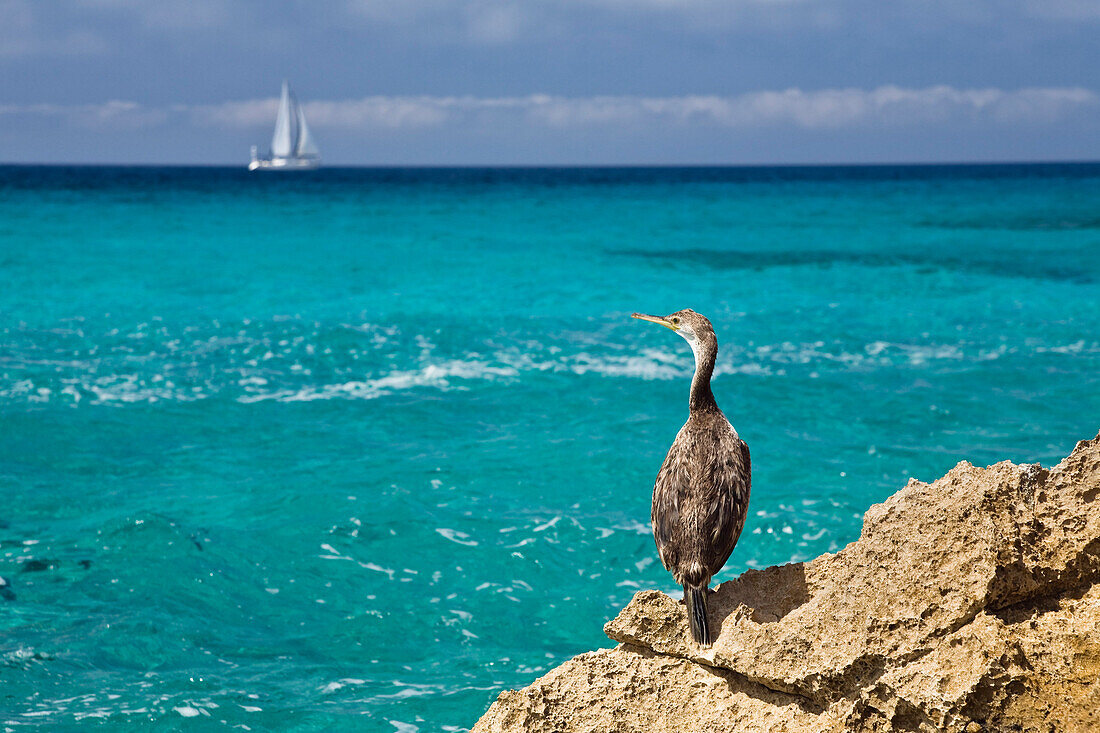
2 164 1099 729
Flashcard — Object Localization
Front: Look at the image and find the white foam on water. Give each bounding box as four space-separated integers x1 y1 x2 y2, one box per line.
378 686 437 700
7 315 1095 409
613 519 652 535
532 516 560 532
865 340 890 356
565 349 684 379
1036 340 1099 354
320 678 367 694
435 528 477 546
361 562 396 580
714 362 775 377
319 545 355 561
238 359 519 403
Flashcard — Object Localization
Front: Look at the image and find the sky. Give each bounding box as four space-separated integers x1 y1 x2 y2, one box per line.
2 0 1100 165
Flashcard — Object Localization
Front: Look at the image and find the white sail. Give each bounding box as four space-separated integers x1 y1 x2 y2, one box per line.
271 81 293 158
251 81 320 171
294 100 319 157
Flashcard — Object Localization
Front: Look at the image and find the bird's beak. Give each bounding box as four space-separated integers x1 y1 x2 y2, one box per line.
631 313 677 331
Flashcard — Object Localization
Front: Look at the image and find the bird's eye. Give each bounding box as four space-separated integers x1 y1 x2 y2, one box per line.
671 317 680 325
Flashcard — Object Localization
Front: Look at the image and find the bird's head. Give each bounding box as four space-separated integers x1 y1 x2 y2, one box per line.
631 309 716 357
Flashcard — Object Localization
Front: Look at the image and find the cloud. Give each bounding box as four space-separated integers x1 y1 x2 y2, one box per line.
184 99 279 127
0 100 167 128
684 86 1075 128
4 86 1096 132
237 86 1100 130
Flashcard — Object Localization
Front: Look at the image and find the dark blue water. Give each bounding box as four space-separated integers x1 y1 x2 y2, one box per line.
2 163 1099 728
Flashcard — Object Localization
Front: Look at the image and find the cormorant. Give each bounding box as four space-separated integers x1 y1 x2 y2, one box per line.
632 309 751 646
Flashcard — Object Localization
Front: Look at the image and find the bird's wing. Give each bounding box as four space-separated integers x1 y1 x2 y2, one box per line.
652 432 691 574
706 433 751 573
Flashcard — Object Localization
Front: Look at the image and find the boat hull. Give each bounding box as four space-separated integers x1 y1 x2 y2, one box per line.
248 157 320 172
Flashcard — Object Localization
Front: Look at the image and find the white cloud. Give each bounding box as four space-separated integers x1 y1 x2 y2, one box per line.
4 86 1096 132
304 98 451 128
290 86 1100 130
184 99 279 128
0 100 167 128
988 87 1099 123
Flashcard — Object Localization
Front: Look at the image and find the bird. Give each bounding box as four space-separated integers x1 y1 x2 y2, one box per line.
631 309 751 646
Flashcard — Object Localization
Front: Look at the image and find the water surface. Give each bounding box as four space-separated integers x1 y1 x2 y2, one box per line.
2 163 1099 729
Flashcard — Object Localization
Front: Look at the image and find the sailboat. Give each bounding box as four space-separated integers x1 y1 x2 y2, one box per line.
249 81 320 171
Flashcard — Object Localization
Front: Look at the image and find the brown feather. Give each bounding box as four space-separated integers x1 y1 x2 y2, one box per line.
641 309 752 644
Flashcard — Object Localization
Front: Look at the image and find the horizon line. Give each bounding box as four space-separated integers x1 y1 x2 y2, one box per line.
2 158 1100 170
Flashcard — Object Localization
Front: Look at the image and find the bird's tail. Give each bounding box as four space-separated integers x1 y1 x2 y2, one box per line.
685 584 711 646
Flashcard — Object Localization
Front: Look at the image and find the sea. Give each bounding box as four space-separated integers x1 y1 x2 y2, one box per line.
2 163 1099 730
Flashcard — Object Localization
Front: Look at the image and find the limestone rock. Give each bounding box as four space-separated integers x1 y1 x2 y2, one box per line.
473 645 835 733
474 432 1100 732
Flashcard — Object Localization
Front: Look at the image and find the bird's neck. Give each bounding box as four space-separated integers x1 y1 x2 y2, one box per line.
688 336 719 413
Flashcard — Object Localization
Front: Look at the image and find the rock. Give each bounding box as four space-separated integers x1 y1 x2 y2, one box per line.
472 645 835 733
473 432 1100 732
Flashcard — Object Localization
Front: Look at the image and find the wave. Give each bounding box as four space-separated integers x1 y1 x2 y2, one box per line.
3 318 1097 407
237 360 518 403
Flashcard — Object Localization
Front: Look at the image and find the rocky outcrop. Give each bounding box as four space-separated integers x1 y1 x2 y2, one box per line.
473 432 1100 732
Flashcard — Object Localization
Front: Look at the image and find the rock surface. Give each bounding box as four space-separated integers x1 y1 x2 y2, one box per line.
473 432 1100 732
